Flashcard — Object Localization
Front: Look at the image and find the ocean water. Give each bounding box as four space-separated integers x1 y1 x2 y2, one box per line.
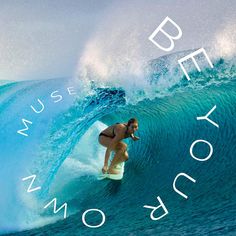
1 51 236 235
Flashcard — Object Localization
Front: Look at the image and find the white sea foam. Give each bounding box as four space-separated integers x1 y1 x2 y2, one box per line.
74 4 236 104
211 21 236 59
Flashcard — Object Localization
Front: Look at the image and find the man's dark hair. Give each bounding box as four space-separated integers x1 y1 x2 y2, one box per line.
128 118 138 126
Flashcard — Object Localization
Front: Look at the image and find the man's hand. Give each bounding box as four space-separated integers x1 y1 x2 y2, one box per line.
131 133 140 141
102 165 108 174
132 136 140 141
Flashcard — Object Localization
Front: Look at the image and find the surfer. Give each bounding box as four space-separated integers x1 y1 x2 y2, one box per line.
98 118 140 174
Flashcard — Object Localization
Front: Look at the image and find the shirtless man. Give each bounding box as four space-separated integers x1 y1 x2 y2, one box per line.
98 118 139 174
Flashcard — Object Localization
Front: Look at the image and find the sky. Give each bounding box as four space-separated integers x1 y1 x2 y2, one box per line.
0 0 235 81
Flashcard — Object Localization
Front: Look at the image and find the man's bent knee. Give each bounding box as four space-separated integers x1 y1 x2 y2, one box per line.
115 142 127 153
123 151 129 162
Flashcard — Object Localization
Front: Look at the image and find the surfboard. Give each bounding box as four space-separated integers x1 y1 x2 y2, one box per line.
97 162 125 180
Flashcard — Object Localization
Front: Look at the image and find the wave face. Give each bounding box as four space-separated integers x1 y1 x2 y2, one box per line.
1 51 236 235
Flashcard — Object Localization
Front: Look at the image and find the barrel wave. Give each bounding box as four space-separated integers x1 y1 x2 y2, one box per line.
0 51 236 235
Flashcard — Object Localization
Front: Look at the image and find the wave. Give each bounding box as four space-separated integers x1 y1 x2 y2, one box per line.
1 51 236 235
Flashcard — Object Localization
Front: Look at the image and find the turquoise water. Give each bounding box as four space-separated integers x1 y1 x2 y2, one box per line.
1 52 236 235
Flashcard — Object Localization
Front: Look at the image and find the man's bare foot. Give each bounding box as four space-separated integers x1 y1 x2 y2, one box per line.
107 168 120 174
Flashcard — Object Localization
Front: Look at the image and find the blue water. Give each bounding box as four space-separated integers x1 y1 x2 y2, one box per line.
1 51 236 235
